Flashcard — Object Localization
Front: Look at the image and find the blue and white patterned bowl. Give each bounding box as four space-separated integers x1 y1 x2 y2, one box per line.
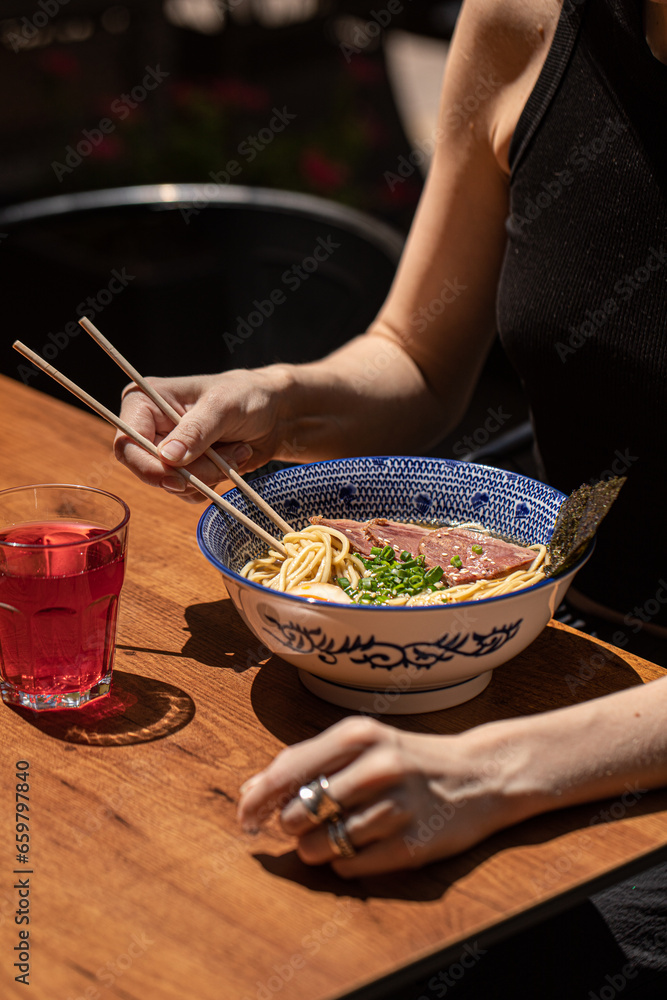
197 456 592 714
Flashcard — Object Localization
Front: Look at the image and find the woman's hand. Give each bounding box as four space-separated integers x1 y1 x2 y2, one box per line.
114 366 294 502
112 333 449 502
237 716 524 877
238 676 667 877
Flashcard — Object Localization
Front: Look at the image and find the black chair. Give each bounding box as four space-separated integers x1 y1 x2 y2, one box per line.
1 184 404 414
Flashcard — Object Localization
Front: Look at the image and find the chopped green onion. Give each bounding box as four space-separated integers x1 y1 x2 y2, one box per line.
337 577 350 590
348 545 452 604
450 555 463 569
472 544 483 555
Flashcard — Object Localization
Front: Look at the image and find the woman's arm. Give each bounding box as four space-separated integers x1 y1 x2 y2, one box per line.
116 0 559 495
237 674 667 877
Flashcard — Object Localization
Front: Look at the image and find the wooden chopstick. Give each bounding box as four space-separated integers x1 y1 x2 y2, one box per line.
78 317 294 535
12 341 287 556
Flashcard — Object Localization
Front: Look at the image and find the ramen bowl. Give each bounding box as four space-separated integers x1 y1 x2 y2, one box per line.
197 456 592 714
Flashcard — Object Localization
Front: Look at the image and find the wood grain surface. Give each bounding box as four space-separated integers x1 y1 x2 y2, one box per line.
1 375 666 1000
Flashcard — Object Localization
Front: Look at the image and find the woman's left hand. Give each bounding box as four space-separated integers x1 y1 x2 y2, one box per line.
238 675 667 877
237 716 523 877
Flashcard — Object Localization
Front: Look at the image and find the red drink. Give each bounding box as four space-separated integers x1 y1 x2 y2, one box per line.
0 521 125 697
0 486 130 710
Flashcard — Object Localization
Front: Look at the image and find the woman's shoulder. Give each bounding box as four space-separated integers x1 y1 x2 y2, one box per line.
454 0 563 56
448 0 566 173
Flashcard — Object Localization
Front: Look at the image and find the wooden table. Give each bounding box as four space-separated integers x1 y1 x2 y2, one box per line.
1 375 666 1000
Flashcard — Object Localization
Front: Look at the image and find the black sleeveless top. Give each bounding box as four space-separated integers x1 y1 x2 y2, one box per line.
497 0 667 625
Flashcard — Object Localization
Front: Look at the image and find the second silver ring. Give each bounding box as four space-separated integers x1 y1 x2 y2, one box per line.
327 817 356 859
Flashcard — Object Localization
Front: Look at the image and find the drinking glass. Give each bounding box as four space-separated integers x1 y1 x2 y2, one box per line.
0 484 130 710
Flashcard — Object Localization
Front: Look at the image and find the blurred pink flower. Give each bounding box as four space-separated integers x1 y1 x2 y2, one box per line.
39 49 80 80
210 78 270 111
361 113 390 145
300 148 349 192
377 177 422 207
345 57 385 86
169 81 198 107
88 135 124 161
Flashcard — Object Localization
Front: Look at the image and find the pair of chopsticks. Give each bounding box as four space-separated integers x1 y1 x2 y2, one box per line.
13 318 293 555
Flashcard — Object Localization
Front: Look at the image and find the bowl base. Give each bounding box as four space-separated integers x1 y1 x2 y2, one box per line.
297 669 493 715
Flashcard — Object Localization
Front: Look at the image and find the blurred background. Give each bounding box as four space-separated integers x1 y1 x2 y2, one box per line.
0 0 463 225
0 0 532 469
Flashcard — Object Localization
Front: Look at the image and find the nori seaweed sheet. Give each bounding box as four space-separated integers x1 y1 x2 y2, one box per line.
546 477 626 577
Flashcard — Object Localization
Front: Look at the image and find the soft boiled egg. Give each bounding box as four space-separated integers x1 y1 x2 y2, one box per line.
288 582 353 603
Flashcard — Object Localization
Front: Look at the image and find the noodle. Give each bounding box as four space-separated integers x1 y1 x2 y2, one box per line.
240 526 365 593
240 521 549 605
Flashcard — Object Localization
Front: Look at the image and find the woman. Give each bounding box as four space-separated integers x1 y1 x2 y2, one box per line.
117 0 667 994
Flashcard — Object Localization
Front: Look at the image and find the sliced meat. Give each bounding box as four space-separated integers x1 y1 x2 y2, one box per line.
309 516 430 559
309 516 375 556
309 517 536 587
366 518 431 555
419 527 535 586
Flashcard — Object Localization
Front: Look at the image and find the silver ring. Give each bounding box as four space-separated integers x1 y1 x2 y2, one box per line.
298 775 342 825
327 817 356 859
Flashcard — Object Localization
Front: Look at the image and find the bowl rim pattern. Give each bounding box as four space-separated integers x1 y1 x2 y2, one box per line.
196 455 594 612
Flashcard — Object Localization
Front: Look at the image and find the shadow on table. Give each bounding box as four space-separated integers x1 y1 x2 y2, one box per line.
178 597 666 903
180 599 267 673
248 624 648 746
176 602 646 743
7 669 195 745
115 598 268 673
249 783 667 904
252 849 452 901
244 625 667 903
